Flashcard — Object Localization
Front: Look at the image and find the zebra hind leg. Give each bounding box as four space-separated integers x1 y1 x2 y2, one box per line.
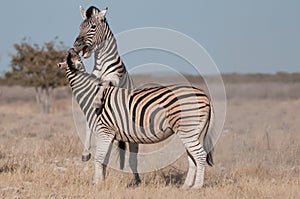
129 143 141 186
179 131 207 189
182 152 196 189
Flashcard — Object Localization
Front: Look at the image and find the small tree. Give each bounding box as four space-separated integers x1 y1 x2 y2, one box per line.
5 38 67 114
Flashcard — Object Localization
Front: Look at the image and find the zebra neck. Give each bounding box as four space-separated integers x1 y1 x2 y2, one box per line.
93 36 126 77
66 70 99 108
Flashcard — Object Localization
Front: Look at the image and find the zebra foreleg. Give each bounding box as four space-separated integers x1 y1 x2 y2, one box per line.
93 133 114 186
93 81 110 109
129 143 141 185
82 123 92 162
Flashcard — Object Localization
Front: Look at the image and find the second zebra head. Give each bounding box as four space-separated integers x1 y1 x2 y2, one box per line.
57 48 85 71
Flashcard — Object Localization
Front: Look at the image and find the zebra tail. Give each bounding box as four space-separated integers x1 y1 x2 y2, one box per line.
118 141 126 170
203 104 215 167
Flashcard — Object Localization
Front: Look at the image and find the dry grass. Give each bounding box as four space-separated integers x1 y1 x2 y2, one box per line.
0 80 300 198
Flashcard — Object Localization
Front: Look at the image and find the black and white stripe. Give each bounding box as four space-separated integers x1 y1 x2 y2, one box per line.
59 49 214 189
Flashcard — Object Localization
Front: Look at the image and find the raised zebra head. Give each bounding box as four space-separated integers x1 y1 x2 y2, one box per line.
57 48 85 71
73 6 108 59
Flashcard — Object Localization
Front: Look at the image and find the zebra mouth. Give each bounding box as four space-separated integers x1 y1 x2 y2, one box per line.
82 46 90 58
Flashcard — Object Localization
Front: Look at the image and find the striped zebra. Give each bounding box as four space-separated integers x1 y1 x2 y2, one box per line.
73 6 133 108
73 5 141 183
57 48 215 189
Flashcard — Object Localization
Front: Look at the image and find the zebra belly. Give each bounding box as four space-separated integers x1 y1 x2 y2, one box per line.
115 125 174 144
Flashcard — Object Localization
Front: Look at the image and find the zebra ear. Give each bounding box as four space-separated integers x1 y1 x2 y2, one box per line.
79 6 87 20
97 7 108 19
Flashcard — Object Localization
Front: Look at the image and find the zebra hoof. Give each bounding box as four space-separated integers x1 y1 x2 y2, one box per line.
82 153 91 162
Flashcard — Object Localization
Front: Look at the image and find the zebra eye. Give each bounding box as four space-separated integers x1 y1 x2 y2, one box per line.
91 25 96 29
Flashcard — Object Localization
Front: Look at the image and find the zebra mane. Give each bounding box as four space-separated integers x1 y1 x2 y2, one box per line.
86 6 100 19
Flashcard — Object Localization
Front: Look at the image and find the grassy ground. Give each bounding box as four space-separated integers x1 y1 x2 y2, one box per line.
0 81 299 198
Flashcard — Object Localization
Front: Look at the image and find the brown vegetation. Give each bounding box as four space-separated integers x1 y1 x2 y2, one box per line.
3 39 67 114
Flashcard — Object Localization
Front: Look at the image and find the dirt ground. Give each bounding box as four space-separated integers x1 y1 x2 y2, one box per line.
0 78 299 198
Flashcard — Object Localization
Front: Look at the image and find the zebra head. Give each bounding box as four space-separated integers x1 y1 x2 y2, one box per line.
73 6 109 59
57 48 85 71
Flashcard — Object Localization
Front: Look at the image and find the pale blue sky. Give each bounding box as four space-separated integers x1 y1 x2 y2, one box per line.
0 0 299 75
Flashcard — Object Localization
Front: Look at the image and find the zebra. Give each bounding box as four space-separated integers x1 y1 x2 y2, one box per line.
57 48 215 189
73 6 133 108
72 5 141 183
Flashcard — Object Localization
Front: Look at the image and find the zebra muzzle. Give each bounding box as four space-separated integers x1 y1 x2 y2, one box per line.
57 62 67 69
81 46 90 58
